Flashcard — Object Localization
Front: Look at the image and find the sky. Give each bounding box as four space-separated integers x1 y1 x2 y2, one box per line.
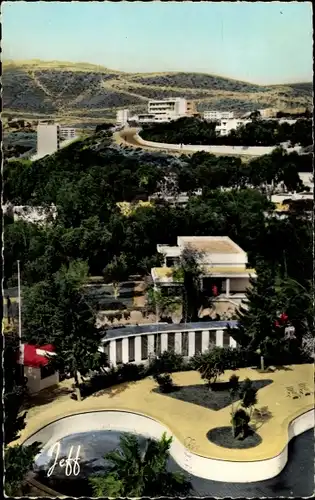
2 1 313 84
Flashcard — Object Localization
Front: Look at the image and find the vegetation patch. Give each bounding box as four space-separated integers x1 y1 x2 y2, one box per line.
206 426 262 449
153 379 273 411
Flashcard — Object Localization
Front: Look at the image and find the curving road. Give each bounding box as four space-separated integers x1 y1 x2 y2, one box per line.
114 128 302 159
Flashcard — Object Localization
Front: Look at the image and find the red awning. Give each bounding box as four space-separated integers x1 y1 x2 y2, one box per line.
19 343 56 368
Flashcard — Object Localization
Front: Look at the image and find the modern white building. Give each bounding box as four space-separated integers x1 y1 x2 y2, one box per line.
125 98 197 125
204 110 234 121
116 109 130 126
147 98 188 121
151 236 256 304
37 121 60 158
215 118 251 136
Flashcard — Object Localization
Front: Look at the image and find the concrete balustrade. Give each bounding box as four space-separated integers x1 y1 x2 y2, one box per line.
101 321 238 367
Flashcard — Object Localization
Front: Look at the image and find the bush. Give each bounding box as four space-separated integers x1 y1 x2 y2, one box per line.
148 350 185 376
153 373 175 393
123 311 130 320
231 408 250 439
117 363 146 382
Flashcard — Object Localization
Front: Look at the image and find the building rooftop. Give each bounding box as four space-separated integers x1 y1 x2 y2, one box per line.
101 320 238 341
178 236 244 254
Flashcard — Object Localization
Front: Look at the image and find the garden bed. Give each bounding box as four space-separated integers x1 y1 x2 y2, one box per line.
206 426 262 449
152 379 273 411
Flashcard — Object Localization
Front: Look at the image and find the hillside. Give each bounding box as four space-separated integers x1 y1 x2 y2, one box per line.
3 60 313 128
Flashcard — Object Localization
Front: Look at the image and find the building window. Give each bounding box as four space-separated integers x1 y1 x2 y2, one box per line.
116 339 123 364
223 331 230 348
168 333 175 352
141 336 148 360
182 332 189 356
40 364 55 380
195 331 202 354
128 337 135 362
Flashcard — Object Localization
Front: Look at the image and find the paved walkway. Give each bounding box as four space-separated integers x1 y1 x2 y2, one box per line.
17 364 313 462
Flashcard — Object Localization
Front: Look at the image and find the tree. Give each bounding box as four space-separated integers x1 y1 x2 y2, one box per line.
4 334 28 445
89 432 191 496
22 260 108 400
191 347 226 388
230 378 258 439
177 245 205 323
146 285 180 320
5 442 41 496
3 334 42 495
231 265 281 366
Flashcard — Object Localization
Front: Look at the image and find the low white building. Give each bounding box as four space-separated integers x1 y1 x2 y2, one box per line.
19 343 59 394
215 118 251 136
151 236 256 303
204 110 234 121
99 321 238 367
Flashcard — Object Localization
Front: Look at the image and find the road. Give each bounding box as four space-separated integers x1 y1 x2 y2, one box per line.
114 128 257 160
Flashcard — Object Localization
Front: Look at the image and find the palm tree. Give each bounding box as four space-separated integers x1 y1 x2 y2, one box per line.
89 432 191 497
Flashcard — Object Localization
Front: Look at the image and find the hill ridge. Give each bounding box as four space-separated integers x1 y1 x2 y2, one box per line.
3 59 312 127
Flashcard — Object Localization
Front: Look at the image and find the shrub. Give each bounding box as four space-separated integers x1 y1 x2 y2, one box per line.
154 373 175 393
191 347 227 387
123 311 130 320
117 363 146 382
148 350 185 376
229 374 240 394
231 408 250 439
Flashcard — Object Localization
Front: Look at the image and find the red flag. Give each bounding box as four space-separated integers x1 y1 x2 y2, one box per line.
212 285 218 296
274 320 281 328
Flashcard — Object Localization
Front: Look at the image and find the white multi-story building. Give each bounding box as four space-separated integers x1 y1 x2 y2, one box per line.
215 118 251 136
124 98 197 125
37 122 60 158
204 110 234 121
59 127 77 140
116 109 130 126
148 98 187 119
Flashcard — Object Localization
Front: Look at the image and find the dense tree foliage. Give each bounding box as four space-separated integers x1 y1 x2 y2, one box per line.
22 261 108 397
4 133 312 289
141 116 312 147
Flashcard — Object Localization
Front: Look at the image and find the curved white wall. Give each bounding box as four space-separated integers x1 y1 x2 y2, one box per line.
135 133 301 157
23 409 314 483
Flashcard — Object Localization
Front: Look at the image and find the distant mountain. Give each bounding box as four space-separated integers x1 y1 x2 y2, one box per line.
2 60 313 127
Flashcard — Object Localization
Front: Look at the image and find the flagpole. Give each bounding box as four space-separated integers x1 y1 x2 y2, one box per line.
17 260 22 347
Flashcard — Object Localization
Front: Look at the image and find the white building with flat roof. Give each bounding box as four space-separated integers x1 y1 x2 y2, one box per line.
147 98 188 122
204 110 234 121
116 109 130 126
37 122 60 158
215 118 251 136
151 236 256 305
